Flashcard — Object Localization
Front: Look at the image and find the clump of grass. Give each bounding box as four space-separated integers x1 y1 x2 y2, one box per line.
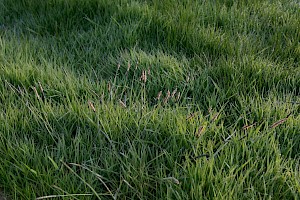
0 0 300 199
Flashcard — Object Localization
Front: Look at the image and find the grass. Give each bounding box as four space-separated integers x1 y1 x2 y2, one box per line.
0 0 300 199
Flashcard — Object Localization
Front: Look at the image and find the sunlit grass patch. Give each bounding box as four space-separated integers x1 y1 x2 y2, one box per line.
0 0 300 199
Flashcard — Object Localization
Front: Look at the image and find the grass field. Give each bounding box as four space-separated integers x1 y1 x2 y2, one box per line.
0 0 300 199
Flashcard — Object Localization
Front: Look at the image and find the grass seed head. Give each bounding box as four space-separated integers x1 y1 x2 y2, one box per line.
270 118 288 128
186 113 195 120
108 82 111 92
196 126 205 137
171 88 177 98
269 113 292 129
127 61 131 71
119 99 127 108
156 91 162 100
242 122 257 130
38 81 44 93
88 101 96 112
186 73 190 83
135 61 139 70
176 92 181 101
141 70 147 83
211 112 219 122
163 90 171 104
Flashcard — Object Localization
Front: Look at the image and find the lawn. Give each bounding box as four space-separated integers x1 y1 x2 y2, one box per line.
0 0 300 199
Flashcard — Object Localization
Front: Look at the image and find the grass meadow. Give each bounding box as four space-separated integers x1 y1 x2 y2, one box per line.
0 0 300 199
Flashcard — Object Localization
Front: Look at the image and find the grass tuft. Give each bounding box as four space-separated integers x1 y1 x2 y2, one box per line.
0 0 300 199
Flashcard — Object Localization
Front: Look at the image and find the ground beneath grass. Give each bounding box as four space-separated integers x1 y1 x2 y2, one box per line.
0 191 7 200
0 0 300 199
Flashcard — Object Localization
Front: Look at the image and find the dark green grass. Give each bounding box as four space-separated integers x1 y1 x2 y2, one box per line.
0 0 300 199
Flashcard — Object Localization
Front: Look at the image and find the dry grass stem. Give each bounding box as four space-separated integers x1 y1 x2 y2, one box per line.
18 85 24 96
36 194 94 200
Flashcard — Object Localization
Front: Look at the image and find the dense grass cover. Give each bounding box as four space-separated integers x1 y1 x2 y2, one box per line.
0 0 300 199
